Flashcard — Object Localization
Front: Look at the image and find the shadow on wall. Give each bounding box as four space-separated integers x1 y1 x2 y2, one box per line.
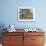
0 24 7 43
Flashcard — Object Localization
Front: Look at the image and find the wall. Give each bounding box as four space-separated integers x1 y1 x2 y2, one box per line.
0 0 46 30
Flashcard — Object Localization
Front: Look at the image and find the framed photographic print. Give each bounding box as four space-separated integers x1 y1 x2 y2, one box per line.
18 7 35 21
